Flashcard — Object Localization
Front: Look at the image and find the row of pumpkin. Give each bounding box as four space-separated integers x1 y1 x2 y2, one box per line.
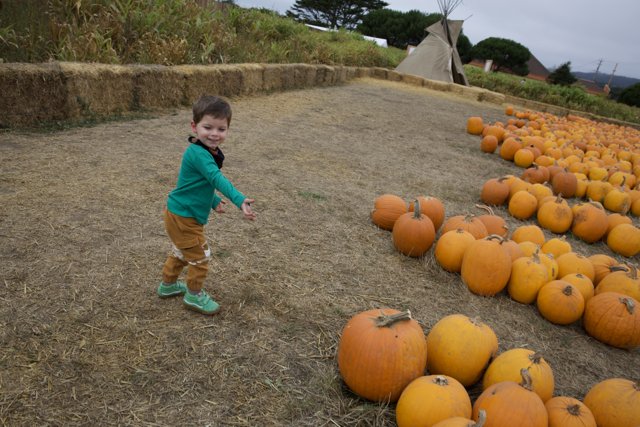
337 309 639 427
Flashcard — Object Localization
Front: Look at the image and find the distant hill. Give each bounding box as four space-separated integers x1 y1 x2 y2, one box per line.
573 71 640 89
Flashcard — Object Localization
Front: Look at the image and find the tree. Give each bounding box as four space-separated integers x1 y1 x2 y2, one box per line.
469 37 531 76
547 62 577 86
286 0 388 30
618 83 640 107
357 9 472 57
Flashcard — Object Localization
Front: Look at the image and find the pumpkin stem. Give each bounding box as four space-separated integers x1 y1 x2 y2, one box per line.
609 264 630 273
475 409 487 427
486 234 505 244
374 310 412 327
620 297 635 315
529 352 544 365
433 375 449 386
519 368 534 391
562 285 574 296
567 404 582 416
475 204 494 216
413 199 422 219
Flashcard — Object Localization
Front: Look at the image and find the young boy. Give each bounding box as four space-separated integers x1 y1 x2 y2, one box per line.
158 95 256 315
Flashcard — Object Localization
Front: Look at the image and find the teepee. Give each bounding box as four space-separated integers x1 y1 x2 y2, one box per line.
395 0 469 85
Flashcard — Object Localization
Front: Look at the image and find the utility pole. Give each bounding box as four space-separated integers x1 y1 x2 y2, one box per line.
594 59 603 84
606 63 618 87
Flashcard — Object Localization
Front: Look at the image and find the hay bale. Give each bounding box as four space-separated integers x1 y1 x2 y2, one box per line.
356 67 372 78
174 64 247 102
400 74 424 87
387 70 402 82
293 64 317 87
263 64 297 91
371 67 388 80
237 63 264 94
132 64 184 109
59 62 134 119
423 79 451 92
478 90 505 104
451 84 485 101
0 63 67 127
315 65 335 86
345 66 359 81
334 65 349 83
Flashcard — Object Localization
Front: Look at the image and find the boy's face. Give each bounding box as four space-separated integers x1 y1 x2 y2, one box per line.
191 114 229 151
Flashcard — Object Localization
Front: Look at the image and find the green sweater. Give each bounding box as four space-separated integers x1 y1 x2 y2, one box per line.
167 143 246 224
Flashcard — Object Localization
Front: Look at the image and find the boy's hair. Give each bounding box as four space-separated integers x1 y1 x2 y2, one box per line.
192 95 232 125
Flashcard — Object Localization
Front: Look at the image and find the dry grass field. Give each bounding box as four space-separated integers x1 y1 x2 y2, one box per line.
1 78 638 426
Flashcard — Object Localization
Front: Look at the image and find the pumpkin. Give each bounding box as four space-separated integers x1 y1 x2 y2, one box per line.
545 396 596 427
426 314 498 387
505 105 515 115
537 250 559 281
551 169 577 197
337 308 427 402
537 281 585 325
536 194 573 234
461 235 512 296
501 238 526 262
584 378 640 427
585 179 613 203
588 253 621 285
473 369 548 427
606 223 640 257
392 200 436 257
467 117 484 135
583 292 640 349
540 236 571 259
556 252 595 282
371 194 407 230
521 165 548 184
482 349 554 402
595 266 640 301
529 183 554 208
511 224 545 246
507 252 549 304
484 125 506 143
500 137 523 161
480 135 499 153
508 190 538 220
603 182 631 214
561 273 594 303
604 212 632 237
435 229 476 273
441 215 488 240
514 148 535 168
396 375 472 427
480 177 510 206
433 411 487 427
409 196 445 231
475 204 508 237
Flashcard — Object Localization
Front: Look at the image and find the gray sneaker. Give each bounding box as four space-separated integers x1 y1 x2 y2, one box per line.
183 290 221 315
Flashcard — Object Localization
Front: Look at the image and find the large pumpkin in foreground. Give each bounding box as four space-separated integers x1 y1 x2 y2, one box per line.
583 378 640 427
337 308 427 402
461 235 512 296
583 292 640 349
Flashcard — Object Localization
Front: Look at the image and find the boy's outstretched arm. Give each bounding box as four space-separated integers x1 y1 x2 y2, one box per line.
241 199 256 220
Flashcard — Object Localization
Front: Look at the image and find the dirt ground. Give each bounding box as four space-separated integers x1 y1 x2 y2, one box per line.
1 78 638 426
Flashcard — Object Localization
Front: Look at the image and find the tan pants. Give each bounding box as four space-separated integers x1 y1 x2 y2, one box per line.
161 208 210 292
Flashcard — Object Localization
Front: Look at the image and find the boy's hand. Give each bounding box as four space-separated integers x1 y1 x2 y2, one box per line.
214 200 227 213
241 198 256 220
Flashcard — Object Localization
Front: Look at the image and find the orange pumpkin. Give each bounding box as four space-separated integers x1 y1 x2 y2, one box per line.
540 236 571 259
467 117 484 135
482 349 555 402
583 292 640 349
337 308 427 402
606 223 640 257
396 375 472 427
508 190 538 220
551 169 577 197
371 194 407 231
537 194 573 234
461 235 512 296
556 252 595 281
584 378 640 427
480 134 499 153
595 266 640 301
441 215 488 239
588 253 621 285
537 281 585 325
480 177 510 206
392 200 436 257
409 196 445 231
426 314 498 387
475 204 508 237
545 396 596 427
473 369 548 427
507 253 549 304
561 273 595 303
435 229 476 273
511 224 545 246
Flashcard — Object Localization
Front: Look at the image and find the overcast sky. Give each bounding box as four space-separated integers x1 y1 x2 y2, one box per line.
235 0 640 80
